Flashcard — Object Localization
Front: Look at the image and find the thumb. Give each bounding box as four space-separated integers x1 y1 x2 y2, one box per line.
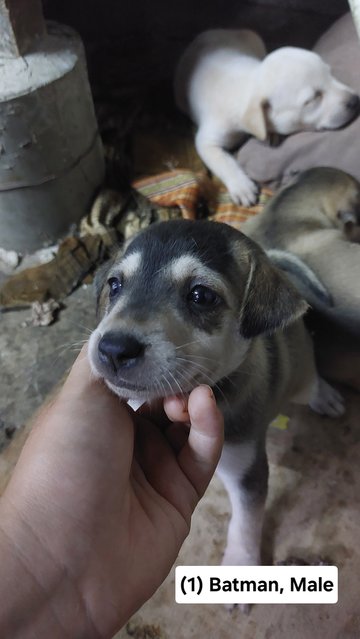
177 385 224 499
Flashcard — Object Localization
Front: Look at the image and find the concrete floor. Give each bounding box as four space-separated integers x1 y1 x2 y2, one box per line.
0 281 359 638
0 285 96 451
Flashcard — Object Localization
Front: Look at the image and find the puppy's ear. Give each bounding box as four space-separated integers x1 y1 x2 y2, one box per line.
239 252 308 338
242 98 268 141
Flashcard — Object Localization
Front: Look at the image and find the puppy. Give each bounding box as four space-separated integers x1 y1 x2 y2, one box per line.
241 167 360 337
174 29 360 206
88 219 344 572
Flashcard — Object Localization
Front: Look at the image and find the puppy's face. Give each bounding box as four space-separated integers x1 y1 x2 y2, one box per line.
331 175 360 236
251 48 360 139
88 220 306 401
300 168 360 236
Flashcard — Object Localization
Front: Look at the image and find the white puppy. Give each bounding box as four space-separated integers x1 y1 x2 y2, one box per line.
174 29 360 205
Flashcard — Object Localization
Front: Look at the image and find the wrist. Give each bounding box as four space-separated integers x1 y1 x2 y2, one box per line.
0 496 101 639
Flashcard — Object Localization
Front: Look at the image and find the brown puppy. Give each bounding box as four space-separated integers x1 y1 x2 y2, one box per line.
242 167 360 337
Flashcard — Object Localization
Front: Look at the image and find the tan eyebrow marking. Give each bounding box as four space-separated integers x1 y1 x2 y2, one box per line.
168 255 205 281
168 255 229 298
120 251 142 278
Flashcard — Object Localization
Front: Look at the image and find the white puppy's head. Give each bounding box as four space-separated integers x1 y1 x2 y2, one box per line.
243 47 360 140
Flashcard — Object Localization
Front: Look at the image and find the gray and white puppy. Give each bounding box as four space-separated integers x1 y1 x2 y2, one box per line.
89 219 344 569
242 167 360 337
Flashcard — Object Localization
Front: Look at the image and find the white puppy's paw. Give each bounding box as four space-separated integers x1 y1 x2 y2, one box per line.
226 174 259 206
309 378 345 418
222 546 260 568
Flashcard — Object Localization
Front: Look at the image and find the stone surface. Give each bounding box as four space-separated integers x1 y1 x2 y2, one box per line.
0 284 95 451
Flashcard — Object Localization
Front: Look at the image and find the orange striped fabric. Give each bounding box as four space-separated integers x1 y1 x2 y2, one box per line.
134 169 272 229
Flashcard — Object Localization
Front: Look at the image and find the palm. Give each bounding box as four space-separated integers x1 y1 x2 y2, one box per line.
0 350 223 638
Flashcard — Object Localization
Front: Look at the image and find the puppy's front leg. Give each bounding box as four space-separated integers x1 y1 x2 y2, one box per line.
196 127 259 206
216 440 268 567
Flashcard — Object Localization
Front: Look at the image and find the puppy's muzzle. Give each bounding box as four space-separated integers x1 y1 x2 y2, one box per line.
343 94 360 128
98 331 145 373
346 93 360 115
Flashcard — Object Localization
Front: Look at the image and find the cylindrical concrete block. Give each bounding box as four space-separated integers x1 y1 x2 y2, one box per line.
0 22 105 252
0 0 46 57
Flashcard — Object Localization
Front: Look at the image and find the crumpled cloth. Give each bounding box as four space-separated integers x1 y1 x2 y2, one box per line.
0 169 272 309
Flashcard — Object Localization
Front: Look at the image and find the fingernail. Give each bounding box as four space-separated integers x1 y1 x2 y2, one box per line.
204 385 215 400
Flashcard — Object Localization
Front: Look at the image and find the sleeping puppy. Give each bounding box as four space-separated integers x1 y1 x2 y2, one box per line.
241 167 360 337
88 219 345 572
174 29 360 206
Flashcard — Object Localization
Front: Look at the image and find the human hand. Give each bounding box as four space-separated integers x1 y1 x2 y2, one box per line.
0 346 223 639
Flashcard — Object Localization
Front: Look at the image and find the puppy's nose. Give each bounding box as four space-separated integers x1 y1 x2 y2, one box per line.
98 332 145 372
346 94 360 113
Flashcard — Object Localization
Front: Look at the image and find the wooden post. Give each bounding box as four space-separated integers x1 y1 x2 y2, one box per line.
0 0 46 57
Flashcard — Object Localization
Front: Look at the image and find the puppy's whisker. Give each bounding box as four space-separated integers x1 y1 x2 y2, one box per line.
173 367 195 391
51 344 82 368
175 361 232 414
53 338 86 353
65 319 94 335
167 370 186 397
53 337 89 361
161 374 177 397
176 360 218 389
175 356 220 374
174 340 201 351
179 353 218 363
175 357 221 384
178 358 232 409
153 377 163 400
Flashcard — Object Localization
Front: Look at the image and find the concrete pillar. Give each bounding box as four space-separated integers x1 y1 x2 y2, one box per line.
0 3 105 252
0 0 45 57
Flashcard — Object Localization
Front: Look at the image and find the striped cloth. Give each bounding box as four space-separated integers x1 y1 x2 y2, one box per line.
134 169 273 229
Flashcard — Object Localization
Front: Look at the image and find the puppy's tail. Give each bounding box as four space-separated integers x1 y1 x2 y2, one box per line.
267 249 333 308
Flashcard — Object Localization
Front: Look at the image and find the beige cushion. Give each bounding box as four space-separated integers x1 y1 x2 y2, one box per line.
237 13 360 187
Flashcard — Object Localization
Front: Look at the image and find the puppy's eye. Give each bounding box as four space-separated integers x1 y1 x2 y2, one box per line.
188 285 220 307
107 276 122 299
304 90 322 106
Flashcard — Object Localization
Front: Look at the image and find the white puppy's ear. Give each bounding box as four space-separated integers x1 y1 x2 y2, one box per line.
242 98 268 141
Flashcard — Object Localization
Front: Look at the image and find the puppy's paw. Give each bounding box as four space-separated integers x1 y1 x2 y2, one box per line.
239 603 251 615
309 378 345 418
221 546 259 612
227 601 252 613
224 602 252 614
222 547 260 568
226 174 259 206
